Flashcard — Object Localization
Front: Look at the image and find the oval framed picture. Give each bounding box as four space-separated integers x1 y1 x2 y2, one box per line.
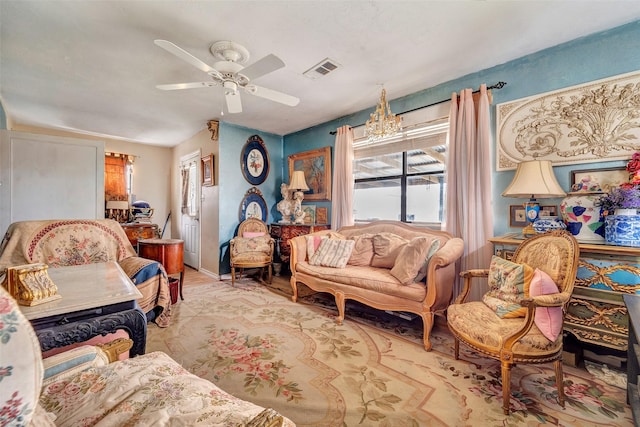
241 135 270 185
239 187 268 222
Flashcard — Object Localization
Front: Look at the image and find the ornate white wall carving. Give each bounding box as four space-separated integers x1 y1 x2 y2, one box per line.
496 71 640 171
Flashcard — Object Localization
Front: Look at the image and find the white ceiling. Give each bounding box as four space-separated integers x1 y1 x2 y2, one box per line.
2 1 640 147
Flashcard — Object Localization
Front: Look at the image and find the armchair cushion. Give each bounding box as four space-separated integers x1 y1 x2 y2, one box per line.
231 235 272 256
482 255 534 318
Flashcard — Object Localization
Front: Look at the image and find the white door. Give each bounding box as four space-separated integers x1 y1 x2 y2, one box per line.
180 152 200 269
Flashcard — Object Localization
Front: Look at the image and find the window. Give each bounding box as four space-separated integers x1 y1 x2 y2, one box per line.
353 118 449 226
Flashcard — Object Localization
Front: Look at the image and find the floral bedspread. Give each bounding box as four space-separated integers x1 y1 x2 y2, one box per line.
39 351 295 426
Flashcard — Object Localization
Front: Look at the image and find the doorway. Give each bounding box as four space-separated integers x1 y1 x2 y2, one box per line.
180 151 201 269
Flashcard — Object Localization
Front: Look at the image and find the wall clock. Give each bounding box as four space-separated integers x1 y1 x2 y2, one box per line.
241 135 270 185
239 187 268 222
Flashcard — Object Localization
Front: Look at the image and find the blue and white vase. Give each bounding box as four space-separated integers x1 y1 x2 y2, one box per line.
533 216 567 233
605 210 640 247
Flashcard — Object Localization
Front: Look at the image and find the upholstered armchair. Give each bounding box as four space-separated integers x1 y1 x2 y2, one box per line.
0 284 294 426
229 218 275 285
447 230 579 415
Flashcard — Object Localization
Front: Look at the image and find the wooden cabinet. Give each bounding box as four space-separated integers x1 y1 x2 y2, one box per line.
138 238 185 302
121 223 160 249
624 294 640 422
490 233 640 352
269 223 330 262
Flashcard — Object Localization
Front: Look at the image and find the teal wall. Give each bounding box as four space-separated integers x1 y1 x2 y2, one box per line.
218 122 283 273
283 20 640 236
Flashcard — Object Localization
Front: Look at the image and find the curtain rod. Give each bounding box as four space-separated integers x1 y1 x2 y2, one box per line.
329 81 507 135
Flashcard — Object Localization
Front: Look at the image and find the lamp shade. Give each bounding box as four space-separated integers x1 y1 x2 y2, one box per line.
502 160 566 199
106 200 129 210
289 170 310 191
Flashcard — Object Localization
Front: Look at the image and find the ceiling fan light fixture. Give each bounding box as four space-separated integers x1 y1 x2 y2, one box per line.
223 80 238 95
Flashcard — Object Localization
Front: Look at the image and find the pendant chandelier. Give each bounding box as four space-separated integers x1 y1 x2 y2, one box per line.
364 87 402 141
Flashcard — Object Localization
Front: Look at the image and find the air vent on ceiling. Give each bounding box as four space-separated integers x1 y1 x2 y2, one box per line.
303 58 340 79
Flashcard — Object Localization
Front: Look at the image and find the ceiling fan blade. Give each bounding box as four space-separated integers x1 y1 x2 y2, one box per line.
154 39 216 74
240 54 285 81
248 85 300 107
156 82 215 90
225 91 243 113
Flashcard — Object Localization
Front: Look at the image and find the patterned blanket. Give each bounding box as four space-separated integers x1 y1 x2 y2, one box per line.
0 219 171 327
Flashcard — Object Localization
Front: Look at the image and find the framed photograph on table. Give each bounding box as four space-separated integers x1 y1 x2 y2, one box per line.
540 205 558 217
288 146 332 201
509 205 527 228
201 154 214 186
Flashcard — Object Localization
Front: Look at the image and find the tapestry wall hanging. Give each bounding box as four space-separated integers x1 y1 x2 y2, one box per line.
496 70 640 171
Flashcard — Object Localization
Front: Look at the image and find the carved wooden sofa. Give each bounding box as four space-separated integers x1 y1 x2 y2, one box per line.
289 220 464 351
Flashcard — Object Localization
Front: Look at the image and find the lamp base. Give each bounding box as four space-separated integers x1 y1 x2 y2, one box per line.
522 224 537 238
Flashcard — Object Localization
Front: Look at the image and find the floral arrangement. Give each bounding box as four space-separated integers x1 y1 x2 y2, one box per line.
598 152 640 213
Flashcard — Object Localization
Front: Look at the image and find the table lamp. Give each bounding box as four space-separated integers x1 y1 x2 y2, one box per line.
502 160 566 237
289 170 310 224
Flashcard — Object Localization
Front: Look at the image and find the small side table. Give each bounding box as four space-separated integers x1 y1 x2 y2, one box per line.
138 238 185 301
270 223 331 263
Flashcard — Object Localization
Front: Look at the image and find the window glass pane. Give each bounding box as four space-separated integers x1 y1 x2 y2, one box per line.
407 174 445 223
353 178 401 221
406 146 445 175
354 153 402 180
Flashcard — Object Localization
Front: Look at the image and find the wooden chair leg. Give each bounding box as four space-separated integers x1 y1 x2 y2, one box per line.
267 263 272 284
501 361 512 415
453 337 460 360
231 266 236 286
554 359 565 408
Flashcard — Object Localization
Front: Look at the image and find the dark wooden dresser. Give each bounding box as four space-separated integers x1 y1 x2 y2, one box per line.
121 223 160 250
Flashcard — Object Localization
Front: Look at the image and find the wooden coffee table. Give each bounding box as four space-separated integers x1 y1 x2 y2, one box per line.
20 262 147 356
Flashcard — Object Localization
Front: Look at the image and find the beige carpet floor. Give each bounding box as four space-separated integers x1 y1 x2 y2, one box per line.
146 270 633 426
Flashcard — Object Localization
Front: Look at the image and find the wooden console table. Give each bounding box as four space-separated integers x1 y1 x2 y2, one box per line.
490 233 640 353
121 223 160 250
20 262 147 357
138 238 185 301
269 223 330 263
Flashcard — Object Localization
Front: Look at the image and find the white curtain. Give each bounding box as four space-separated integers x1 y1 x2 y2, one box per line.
331 125 354 229
445 84 494 301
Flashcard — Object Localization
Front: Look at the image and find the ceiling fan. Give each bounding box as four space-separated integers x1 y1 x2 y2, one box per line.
154 39 300 113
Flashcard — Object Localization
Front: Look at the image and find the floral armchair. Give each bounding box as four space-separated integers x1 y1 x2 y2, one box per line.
230 218 275 285
0 284 295 426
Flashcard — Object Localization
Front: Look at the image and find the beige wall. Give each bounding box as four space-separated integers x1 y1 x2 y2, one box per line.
171 128 219 276
10 124 173 237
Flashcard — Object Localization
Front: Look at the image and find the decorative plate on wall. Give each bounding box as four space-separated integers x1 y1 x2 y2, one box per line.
239 187 268 222
241 135 270 185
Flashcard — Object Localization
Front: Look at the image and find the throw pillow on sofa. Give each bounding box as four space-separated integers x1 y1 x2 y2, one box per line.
309 238 355 268
305 235 328 259
390 236 440 285
482 255 534 318
371 233 408 268
413 238 441 282
347 233 376 266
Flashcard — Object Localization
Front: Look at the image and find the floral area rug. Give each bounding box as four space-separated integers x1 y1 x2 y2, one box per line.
146 278 633 427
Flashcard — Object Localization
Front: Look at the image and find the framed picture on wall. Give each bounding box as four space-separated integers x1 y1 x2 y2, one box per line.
303 205 316 224
571 167 628 192
288 146 332 201
201 154 214 186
